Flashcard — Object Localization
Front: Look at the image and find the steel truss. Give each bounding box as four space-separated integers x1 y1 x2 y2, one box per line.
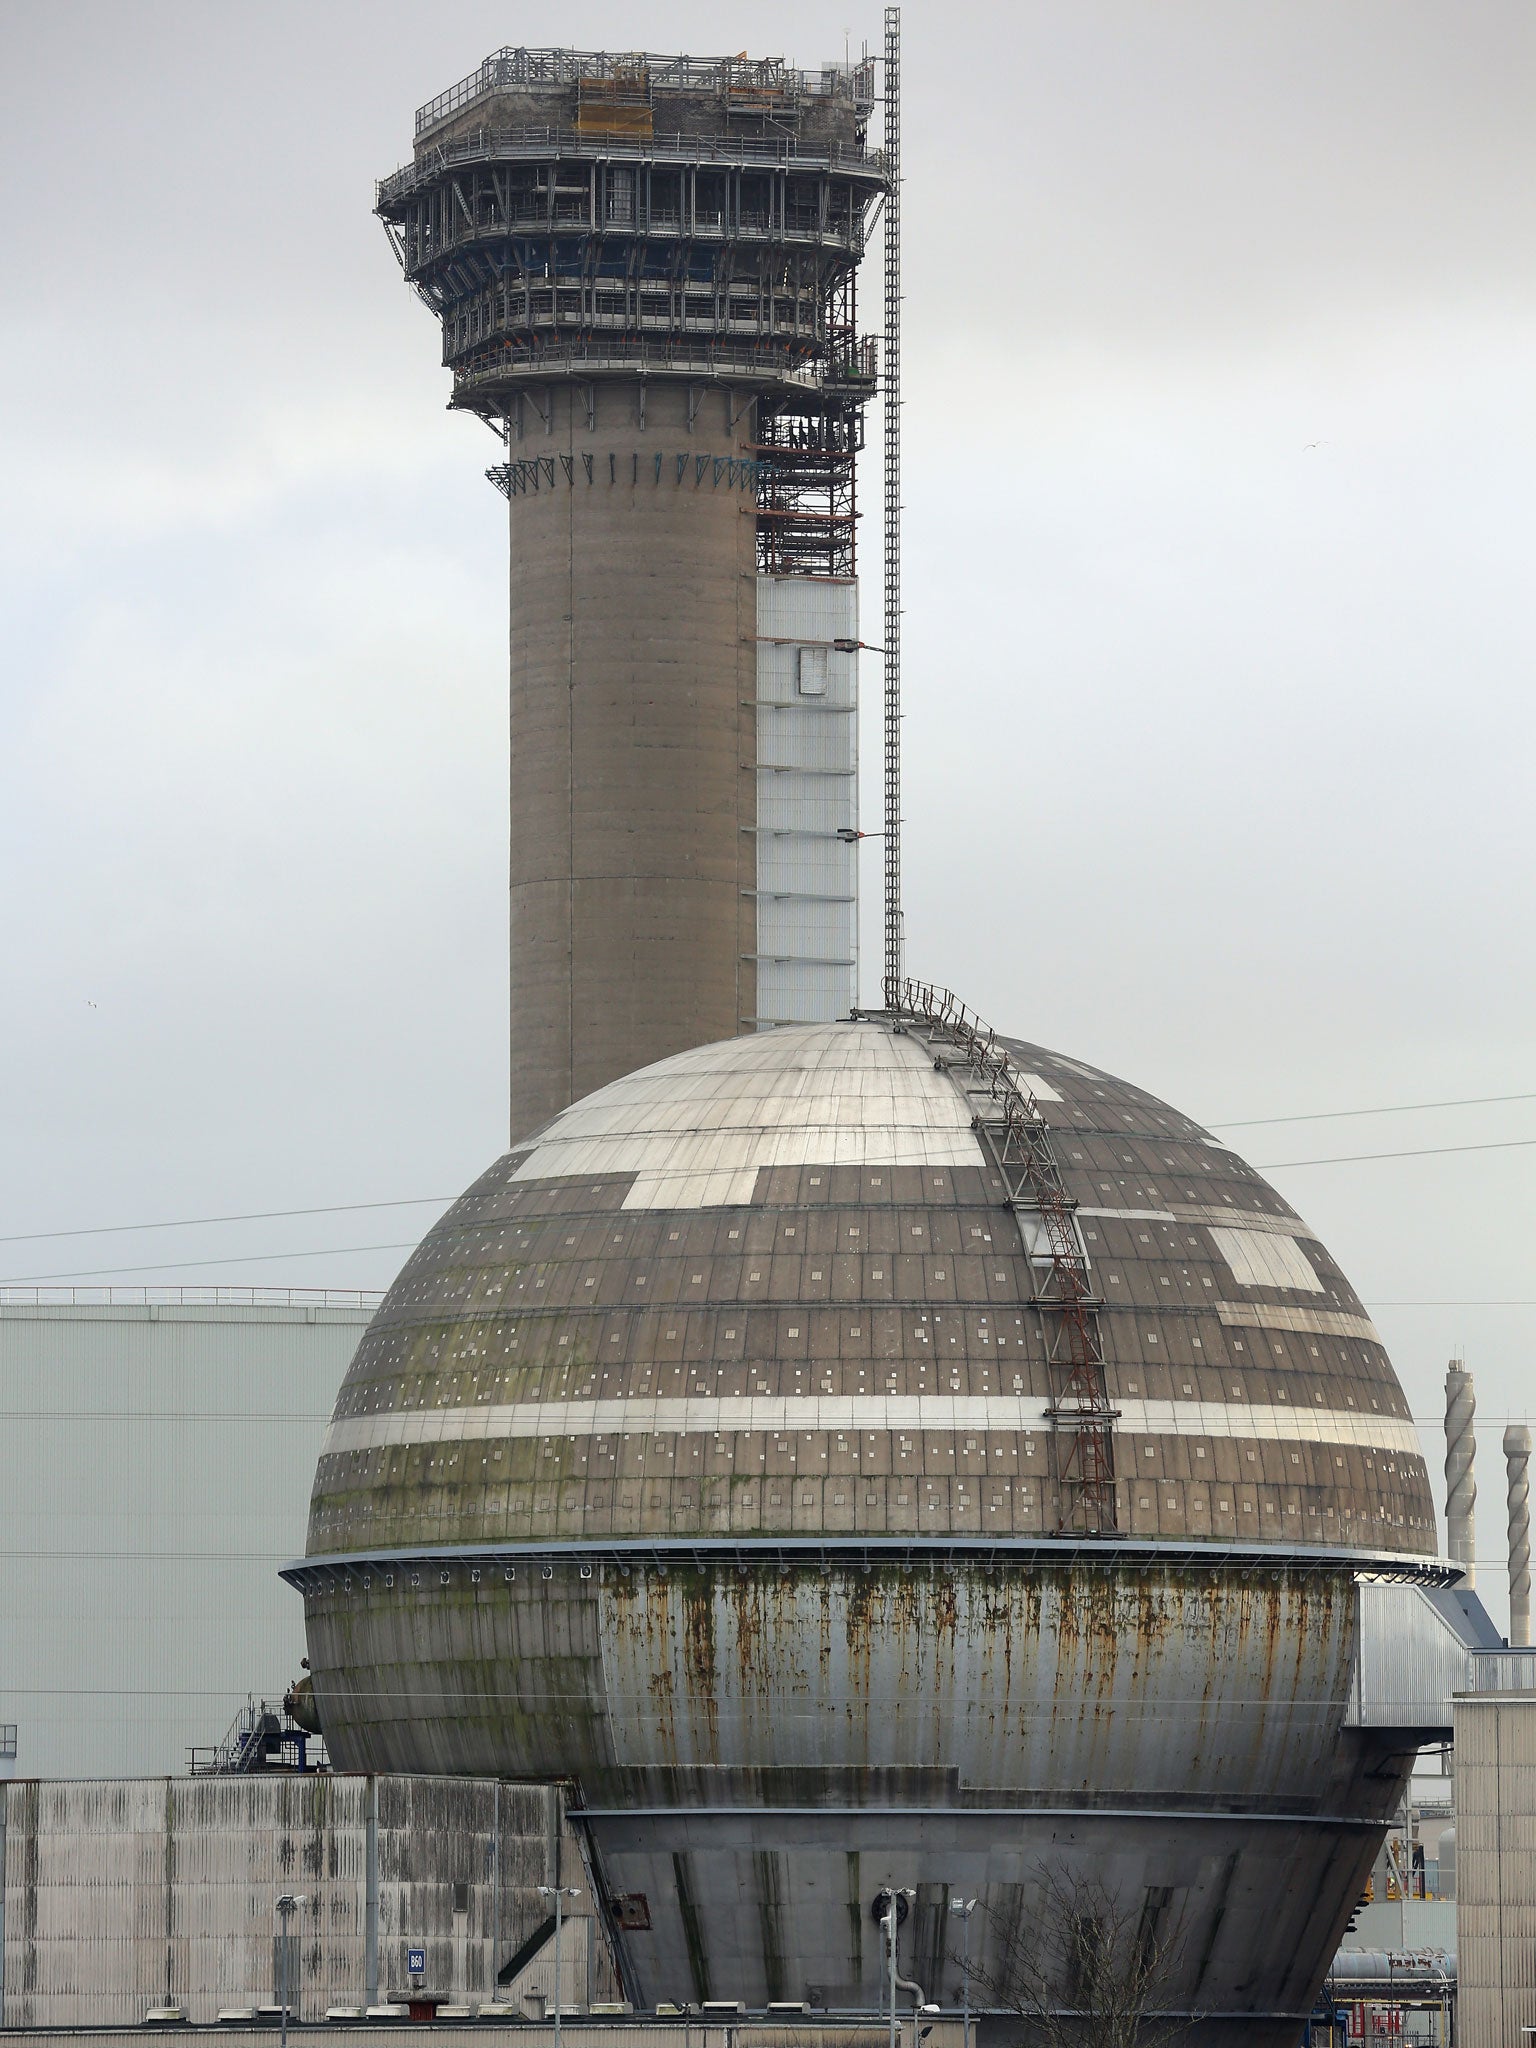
881 978 1121 1538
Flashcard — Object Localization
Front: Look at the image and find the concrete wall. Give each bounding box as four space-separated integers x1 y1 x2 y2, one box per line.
506 380 758 1140
0 1775 614 2028
0 1298 373 1778
1454 1692 1536 2047
0 2027 952 2048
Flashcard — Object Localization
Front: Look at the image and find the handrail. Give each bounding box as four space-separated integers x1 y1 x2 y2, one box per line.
0 1284 383 1310
415 47 877 138
450 332 874 392
880 979 1121 1538
379 128 886 206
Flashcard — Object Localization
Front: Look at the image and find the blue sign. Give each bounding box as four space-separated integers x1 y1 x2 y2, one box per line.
407 1948 426 1976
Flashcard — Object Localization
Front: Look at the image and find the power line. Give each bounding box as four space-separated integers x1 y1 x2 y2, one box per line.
2 1113 1533 1255
3 1138 1535 1285
1213 1090 1536 1130
0 1242 420 1284
1256 1136 1536 1170
0 1194 452 1249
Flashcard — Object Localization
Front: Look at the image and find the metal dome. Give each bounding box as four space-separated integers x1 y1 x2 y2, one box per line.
304 1011 1434 1559
290 1000 1445 2043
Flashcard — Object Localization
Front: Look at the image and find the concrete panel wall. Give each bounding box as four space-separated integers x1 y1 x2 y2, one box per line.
1454 1693 1536 2047
0 1775 611 2028
506 381 758 1140
0 1301 374 1779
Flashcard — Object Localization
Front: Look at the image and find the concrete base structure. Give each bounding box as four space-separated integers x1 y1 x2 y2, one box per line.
0 1776 616 2029
1453 1685 1536 2047
1 2027 961 2048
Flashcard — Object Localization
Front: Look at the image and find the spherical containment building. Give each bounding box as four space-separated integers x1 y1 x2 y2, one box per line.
291 1002 1443 2044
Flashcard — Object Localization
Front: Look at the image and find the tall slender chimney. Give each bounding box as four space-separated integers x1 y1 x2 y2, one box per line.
1505 1423 1532 1646
1445 1360 1477 1584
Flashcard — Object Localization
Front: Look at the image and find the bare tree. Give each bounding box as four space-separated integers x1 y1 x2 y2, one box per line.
959 1868 1196 2048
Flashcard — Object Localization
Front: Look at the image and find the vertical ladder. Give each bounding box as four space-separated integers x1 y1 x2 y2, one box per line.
885 980 1120 1536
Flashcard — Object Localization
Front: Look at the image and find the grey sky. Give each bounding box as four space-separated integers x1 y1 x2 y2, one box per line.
3 2 1533 1609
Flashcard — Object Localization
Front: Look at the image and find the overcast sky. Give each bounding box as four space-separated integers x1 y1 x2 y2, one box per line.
3 1 1533 1609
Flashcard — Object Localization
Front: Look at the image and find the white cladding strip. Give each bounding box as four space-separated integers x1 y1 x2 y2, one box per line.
509 1023 983 1210
1208 1226 1324 1294
322 1396 1422 1461
1171 1204 1312 1238
1077 1207 1177 1223
1216 1302 1383 1344
755 576 858 1027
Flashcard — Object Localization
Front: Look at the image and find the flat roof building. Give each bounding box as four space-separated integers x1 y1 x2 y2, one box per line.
0 1290 376 1778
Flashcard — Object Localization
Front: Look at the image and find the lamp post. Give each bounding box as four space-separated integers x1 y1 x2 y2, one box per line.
536 1884 580 2048
881 1889 915 2048
274 1894 308 2048
948 1897 977 2048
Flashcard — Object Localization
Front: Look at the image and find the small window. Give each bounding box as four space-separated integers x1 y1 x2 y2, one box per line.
796 645 829 696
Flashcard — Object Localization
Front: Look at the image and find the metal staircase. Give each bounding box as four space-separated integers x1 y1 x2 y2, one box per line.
881 978 1120 1536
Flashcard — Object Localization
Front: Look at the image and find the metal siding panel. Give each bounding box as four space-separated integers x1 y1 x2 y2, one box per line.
0 1304 375 1778
755 578 857 1024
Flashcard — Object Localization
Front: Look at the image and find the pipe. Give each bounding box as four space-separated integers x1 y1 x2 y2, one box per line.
1444 1362 1476 1585
1506 1423 1532 1645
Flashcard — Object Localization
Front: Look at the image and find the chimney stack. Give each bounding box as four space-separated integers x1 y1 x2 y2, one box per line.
1445 1361 1477 1585
1505 1423 1532 1646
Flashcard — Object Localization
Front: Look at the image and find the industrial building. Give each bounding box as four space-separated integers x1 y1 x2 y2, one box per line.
5 20 1528 2048
0 1289 375 1778
266 26 1495 2047
294 1004 1468 2042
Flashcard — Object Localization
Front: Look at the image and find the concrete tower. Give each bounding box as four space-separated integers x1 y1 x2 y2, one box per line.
376 48 886 1137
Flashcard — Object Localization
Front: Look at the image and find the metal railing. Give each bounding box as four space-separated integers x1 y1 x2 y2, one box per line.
880 980 1120 1538
453 331 874 394
415 47 876 137
0 1284 384 1310
1467 1646 1536 1692
379 127 885 206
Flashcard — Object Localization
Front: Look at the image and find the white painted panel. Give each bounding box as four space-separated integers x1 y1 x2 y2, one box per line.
322 1393 1426 1462
1208 1226 1324 1293
510 1021 981 1207
755 577 858 1024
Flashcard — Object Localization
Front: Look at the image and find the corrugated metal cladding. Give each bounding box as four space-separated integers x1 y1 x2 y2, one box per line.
0 1774 617 2027
1453 1694 1536 2048
754 578 857 1026
0 1301 374 1778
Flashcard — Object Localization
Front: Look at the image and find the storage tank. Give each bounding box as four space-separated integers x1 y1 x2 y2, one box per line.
290 1002 1446 2045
